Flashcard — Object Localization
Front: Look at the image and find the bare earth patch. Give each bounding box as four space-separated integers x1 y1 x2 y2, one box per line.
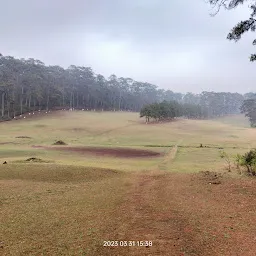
1 168 256 255
197 170 223 185
98 171 256 256
42 146 162 158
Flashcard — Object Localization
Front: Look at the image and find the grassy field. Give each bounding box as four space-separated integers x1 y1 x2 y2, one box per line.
0 111 255 172
1 111 256 255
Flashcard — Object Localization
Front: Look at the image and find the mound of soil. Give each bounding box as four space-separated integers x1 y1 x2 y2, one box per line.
16 136 32 139
48 146 161 158
53 140 67 145
23 157 53 163
197 170 223 184
25 157 44 162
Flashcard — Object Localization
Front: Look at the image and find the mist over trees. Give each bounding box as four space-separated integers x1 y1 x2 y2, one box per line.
0 54 184 119
240 93 256 127
139 95 245 123
0 54 252 122
140 101 207 122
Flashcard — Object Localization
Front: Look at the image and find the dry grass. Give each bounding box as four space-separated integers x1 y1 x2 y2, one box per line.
0 111 255 171
97 171 256 256
0 164 128 255
1 111 256 255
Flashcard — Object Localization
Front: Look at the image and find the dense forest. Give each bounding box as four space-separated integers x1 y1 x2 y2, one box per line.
0 54 253 121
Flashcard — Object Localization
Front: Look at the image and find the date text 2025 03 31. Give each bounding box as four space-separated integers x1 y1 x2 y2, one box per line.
103 241 153 247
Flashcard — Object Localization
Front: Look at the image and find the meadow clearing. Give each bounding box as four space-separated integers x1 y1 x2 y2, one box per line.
1 111 256 255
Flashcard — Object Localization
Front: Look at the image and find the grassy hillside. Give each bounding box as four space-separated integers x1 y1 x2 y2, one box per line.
0 111 255 172
1 111 256 255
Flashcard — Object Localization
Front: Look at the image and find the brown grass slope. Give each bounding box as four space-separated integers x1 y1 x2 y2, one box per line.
98 171 256 256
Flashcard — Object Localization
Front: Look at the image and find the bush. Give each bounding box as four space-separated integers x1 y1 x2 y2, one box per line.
53 140 67 145
219 150 231 172
235 149 256 176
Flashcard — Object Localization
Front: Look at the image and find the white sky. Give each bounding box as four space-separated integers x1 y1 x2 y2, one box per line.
0 0 255 93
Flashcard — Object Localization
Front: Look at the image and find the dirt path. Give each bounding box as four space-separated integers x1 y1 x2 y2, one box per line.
99 171 256 256
158 140 182 170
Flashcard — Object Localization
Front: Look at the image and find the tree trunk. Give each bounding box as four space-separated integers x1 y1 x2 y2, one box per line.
13 103 15 118
246 165 251 175
87 93 90 109
7 101 10 118
82 95 85 108
20 86 23 115
119 91 121 111
12 89 15 118
70 92 73 109
28 94 31 111
62 93 65 107
1 92 5 117
73 91 75 109
46 90 50 111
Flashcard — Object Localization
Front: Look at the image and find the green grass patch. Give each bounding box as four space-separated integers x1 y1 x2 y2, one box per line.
0 112 255 172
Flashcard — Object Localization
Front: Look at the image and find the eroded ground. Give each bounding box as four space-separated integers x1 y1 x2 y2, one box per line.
1 167 256 256
98 171 256 256
38 146 163 158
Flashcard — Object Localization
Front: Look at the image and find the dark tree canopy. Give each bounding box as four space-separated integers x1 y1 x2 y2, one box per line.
240 97 256 127
208 0 256 61
140 101 208 122
0 54 251 123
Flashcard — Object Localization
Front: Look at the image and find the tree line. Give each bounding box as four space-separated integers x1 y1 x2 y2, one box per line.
0 53 252 122
140 93 256 127
0 54 183 119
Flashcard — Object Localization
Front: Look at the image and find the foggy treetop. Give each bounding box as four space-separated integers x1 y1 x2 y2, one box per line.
0 54 254 120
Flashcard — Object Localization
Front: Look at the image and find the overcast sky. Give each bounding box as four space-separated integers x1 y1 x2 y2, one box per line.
0 0 255 93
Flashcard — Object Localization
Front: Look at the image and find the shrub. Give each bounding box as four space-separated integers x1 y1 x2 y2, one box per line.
219 150 231 172
235 149 256 176
53 140 67 145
